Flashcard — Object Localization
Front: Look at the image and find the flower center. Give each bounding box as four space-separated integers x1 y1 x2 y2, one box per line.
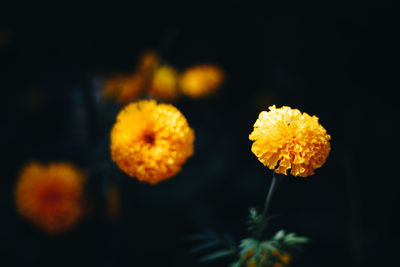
143 132 155 144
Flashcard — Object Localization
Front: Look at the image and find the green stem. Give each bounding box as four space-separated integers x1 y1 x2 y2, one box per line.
255 171 281 239
262 171 280 218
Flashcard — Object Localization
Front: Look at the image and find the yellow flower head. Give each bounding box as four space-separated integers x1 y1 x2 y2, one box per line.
15 162 85 234
180 64 224 98
110 99 195 184
149 65 180 101
249 105 331 177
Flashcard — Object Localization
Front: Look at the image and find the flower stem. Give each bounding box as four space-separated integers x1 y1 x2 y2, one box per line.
262 171 280 218
255 171 281 239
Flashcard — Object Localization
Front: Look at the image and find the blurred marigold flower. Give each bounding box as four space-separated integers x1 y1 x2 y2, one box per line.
243 249 291 267
110 99 195 184
15 162 85 234
249 105 331 177
117 74 145 104
271 250 291 267
137 51 159 74
149 65 180 101
179 64 224 98
102 51 159 104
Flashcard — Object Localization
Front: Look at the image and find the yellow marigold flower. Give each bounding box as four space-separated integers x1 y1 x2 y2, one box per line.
180 64 224 98
249 105 331 177
149 65 180 101
15 162 84 234
110 99 195 184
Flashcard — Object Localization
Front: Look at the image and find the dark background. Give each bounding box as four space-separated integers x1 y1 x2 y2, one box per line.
1 2 398 266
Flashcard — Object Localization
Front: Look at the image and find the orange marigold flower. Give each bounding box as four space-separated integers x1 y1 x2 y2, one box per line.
149 65 180 101
272 251 291 267
180 64 224 98
15 162 84 234
102 74 130 99
249 105 331 177
247 259 256 267
117 73 145 104
137 51 159 74
110 99 195 184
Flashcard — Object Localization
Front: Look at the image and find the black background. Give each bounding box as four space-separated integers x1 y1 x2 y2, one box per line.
1 1 398 266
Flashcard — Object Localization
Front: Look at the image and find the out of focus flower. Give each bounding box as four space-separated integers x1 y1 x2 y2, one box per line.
110 99 194 184
249 105 331 177
102 74 130 99
117 74 145 104
106 183 121 221
272 251 291 267
15 162 84 234
242 248 291 267
101 51 160 104
149 65 180 101
180 64 224 98
137 51 159 74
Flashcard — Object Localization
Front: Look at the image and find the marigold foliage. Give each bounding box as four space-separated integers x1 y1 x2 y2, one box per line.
180 64 224 98
15 162 84 234
249 105 331 177
149 65 180 101
110 99 195 184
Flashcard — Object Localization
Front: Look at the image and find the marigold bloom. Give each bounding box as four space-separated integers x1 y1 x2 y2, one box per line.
110 99 195 184
272 251 291 267
149 65 180 101
249 105 331 177
15 162 84 234
180 64 224 98
117 74 145 104
102 74 129 99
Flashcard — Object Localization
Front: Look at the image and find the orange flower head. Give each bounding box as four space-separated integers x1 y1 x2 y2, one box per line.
180 64 224 98
110 99 195 184
149 65 180 101
15 162 85 234
272 250 291 267
102 74 130 99
117 73 145 104
249 105 331 177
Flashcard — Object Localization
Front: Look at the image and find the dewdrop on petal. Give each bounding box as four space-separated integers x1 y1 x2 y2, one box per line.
249 105 331 177
110 99 194 184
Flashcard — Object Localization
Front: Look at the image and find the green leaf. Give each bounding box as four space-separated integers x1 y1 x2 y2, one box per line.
272 230 286 241
198 249 236 262
239 238 259 251
229 261 241 267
